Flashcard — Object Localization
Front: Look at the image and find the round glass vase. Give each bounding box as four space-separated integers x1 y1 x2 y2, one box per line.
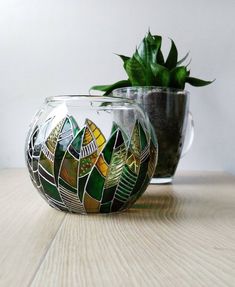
112 87 194 184
25 95 158 214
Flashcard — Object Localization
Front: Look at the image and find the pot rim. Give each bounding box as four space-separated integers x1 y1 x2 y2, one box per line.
112 86 190 96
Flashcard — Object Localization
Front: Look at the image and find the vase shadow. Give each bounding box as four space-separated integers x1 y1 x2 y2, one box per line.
173 172 235 186
125 187 179 221
112 175 235 221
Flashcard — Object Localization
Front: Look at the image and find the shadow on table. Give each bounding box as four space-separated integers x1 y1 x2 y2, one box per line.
173 172 235 186
127 188 179 220
112 177 235 221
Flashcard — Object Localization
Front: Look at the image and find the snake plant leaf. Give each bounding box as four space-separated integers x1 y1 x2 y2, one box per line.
89 85 112 92
103 80 131 95
185 58 192 68
165 39 178 70
117 54 130 62
186 77 215 87
125 56 147 86
157 49 165 65
137 32 162 67
90 30 214 92
133 49 154 85
148 33 162 51
151 63 170 87
116 54 130 69
177 52 190 66
133 48 145 68
170 66 188 89
90 80 131 95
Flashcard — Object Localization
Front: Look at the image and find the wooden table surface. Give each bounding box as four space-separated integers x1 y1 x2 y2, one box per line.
0 169 235 287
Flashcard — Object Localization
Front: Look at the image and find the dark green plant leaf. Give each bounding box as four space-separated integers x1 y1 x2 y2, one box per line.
133 49 154 85
151 63 170 87
125 57 147 86
135 32 163 85
186 77 215 87
185 58 192 68
137 32 162 67
150 63 165 76
90 85 113 92
133 49 146 68
157 49 164 65
147 33 162 51
90 80 131 94
90 30 214 92
117 54 130 62
116 54 130 69
170 66 188 89
177 52 189 66
165 39 178 70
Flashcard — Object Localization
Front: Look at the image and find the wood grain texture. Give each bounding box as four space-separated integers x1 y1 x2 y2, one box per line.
31 171 235 287
0 169 235 287
0 169 65 287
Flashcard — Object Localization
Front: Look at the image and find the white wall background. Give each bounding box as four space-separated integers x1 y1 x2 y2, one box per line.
0 0 234 173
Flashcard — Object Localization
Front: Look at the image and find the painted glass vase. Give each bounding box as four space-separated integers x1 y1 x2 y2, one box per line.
25 95 158 214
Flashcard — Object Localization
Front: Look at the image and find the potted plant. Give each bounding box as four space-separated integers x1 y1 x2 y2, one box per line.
91 31 214 183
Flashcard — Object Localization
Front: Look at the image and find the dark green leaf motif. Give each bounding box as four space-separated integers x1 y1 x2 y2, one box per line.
26 116 157 214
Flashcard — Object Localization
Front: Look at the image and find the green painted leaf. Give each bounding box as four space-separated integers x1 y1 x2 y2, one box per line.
86 167 105 201
54 116 79 186
85 128 125 202
186 77 215 87
165 39 178 70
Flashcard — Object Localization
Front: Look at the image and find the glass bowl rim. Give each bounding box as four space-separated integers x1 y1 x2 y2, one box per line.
45 95 136 104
